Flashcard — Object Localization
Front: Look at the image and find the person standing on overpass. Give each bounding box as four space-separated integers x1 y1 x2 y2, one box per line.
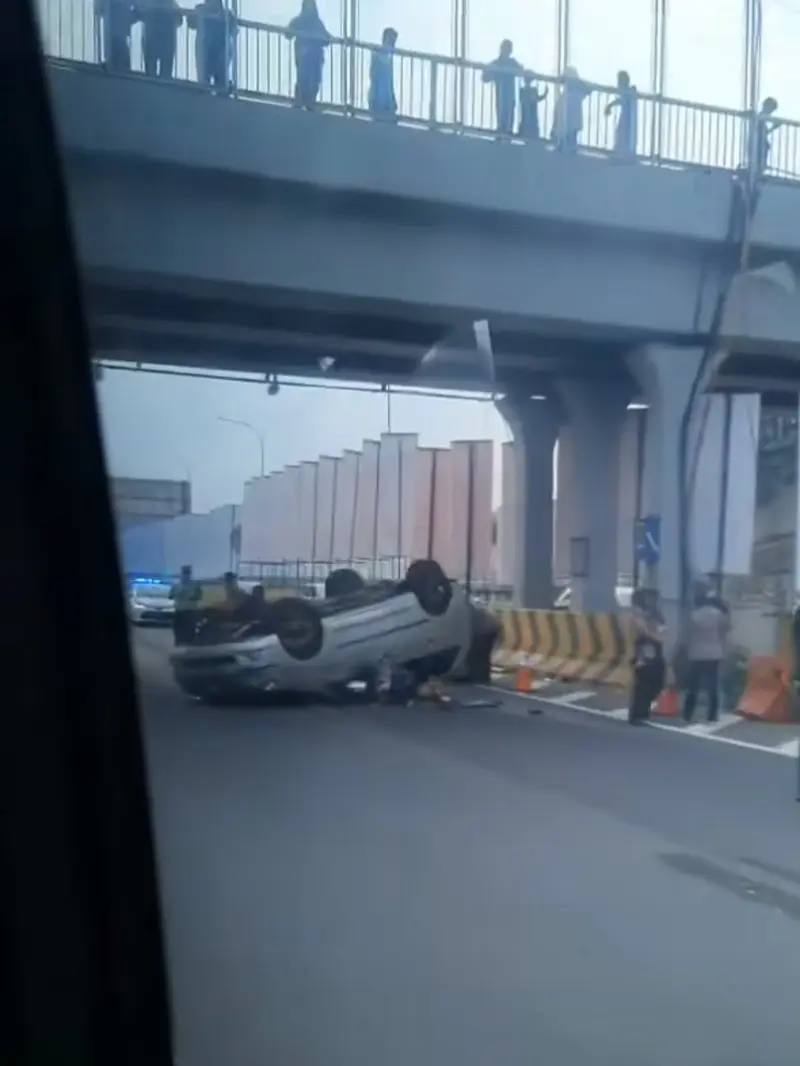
605 69 638 159
140 0 184 80
482 39 524 137
170 564 201 645
286 0 332 110
368 27 399 121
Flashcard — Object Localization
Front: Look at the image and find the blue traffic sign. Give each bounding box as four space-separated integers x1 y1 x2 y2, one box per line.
634 514 661 566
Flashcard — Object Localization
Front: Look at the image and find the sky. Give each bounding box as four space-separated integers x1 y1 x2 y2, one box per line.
93 0 800 513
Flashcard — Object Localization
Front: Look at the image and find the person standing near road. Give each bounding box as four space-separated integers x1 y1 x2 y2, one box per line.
170 564 201 645
222 571 250 610
683 584 730 724
628 588 666 725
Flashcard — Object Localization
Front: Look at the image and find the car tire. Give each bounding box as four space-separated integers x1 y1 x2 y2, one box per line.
272 597 324 661
325 567 364 599
404 559 452 617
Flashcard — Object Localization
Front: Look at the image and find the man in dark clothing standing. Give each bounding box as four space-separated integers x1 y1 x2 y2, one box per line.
140 0 183 80
170 564 201 645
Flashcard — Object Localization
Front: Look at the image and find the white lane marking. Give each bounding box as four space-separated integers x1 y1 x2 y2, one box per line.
479 686 619 720
683 712 739 737
544 690 597 706
477 686 797 758
647 720 797 756
606 708 630 722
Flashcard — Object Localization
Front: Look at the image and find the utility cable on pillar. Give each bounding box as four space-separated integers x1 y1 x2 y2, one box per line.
676 0 764 647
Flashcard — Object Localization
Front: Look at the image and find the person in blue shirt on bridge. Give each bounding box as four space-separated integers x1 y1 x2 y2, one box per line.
286 0 332 111
189 0 233 91
369 27 399 121
605 69 638 159
95 0 137 72
482 40 524 137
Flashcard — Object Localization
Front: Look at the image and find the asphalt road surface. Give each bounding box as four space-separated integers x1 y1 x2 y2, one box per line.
134 629 800 1066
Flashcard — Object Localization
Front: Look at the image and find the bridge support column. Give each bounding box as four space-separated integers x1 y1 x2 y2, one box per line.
627 344 711 644
556 381 631 612
497 395 561 607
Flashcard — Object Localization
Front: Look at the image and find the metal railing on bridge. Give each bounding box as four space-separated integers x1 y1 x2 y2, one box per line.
39 0 800 183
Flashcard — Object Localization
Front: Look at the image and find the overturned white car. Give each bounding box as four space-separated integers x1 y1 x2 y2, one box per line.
169 560 495 704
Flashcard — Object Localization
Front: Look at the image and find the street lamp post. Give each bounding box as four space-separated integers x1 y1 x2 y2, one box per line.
218 417 265 477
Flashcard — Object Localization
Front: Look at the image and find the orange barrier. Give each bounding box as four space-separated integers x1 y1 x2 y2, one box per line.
736 656 792 723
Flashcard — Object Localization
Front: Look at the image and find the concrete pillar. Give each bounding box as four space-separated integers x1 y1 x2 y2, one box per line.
496 395 561 607
555 380 631 612
626 344 714 641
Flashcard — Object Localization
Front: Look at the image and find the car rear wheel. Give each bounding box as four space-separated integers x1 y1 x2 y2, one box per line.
272 597 324 661
325 567 365 599
404 559 452 617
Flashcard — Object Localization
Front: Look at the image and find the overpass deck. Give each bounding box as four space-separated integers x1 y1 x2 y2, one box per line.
38 1 800 182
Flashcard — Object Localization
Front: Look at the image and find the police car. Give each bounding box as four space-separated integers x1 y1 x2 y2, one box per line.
128 577 175 626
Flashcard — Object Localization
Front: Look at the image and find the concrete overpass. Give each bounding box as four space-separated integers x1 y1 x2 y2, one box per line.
52 63 800 364
48 59 800 618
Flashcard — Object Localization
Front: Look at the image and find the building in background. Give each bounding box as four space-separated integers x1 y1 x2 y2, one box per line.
111 477 191 531
120 503 240 578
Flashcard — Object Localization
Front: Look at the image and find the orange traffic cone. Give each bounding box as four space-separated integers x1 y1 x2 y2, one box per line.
515 661 536 693
653 686 680 717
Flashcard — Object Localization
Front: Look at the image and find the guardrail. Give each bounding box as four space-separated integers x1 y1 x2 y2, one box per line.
38 0 800 182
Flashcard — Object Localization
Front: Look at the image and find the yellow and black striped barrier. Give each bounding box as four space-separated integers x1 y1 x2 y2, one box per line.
491 607 632 688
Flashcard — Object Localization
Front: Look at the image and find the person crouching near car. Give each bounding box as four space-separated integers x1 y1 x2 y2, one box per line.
170 564 201 646
628 588 666 725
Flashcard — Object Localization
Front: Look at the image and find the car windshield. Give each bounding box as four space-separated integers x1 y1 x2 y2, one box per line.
131 581 171 599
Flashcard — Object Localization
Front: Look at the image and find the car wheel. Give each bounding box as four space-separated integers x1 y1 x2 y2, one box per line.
272 597 324 661
325 567 364 599
404 559 452 617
